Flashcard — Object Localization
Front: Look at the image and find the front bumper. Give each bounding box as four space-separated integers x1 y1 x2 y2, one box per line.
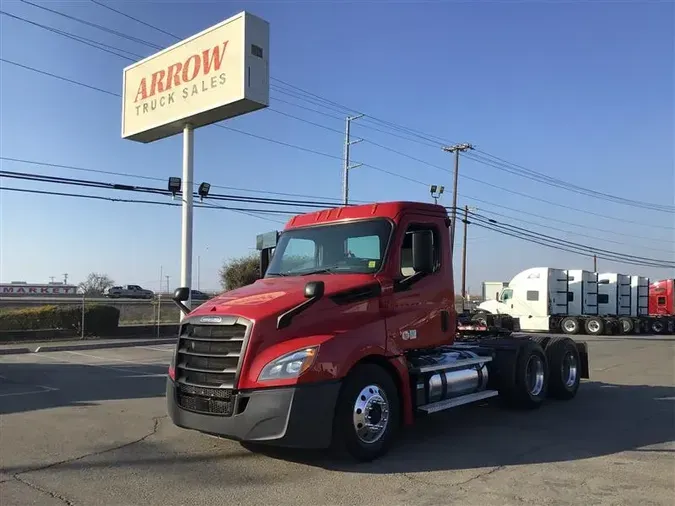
166 379 342 449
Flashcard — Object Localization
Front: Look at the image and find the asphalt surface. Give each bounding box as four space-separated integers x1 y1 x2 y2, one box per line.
1 335 673 506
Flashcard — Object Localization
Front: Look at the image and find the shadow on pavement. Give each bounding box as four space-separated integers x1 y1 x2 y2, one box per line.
248 381 675 473
0 361 167 415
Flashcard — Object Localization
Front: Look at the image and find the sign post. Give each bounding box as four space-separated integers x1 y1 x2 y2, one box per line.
181 124 194 311
121 11 270 321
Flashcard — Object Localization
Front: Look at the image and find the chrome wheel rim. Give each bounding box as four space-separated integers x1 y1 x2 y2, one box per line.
353 385 390 444
562 351 578 388
526 355 545 396
587 320 600 333
563 320 577 333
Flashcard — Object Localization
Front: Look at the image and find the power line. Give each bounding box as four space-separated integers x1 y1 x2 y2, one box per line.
466 210 674 268
0 156 360 204
19 0 164 50
7 8 671 218
14 1 672 214
5 154 670 248
3 170 672 269
3 14 673 238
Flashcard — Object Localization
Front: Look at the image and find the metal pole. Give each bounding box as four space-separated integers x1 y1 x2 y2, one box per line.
593 254 597 272
197 255 201 291
180 123 194 320
342 114 364 205
81 292 85 339
342 117 351 205
461 205 469 310
157 294 161 339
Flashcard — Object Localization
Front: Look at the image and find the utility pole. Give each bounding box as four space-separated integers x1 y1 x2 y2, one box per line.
441 142 474 255
461 205 477 311
593 254 597 272
342 114 364 205
165 275 170 293
63 273 68 284
49 276 55 283
160 265 163 294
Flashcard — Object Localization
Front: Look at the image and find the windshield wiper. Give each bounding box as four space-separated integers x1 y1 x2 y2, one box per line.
299 267 340 275
266 272 292 277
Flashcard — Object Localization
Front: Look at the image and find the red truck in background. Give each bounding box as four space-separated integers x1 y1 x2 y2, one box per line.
649 279 675 334
166 201 589 461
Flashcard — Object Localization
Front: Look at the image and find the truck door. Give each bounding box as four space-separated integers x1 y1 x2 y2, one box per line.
381 217 453 353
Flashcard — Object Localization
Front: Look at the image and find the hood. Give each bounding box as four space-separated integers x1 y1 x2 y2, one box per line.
188 274 377 322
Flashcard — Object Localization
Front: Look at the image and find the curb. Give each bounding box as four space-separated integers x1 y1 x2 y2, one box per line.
32 338 178 353
0 348 32 355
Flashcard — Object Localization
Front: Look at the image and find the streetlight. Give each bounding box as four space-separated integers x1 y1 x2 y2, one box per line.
197 182 211 201
430 184 445 204
168 177 181 198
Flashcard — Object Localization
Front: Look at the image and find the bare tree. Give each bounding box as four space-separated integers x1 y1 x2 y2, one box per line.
79 273 115 296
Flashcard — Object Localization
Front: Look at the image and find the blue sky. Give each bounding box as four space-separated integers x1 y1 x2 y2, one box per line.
1 0 673 293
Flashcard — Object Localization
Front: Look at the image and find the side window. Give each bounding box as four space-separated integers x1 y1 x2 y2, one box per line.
526 290 539 301
657 296 666 306
279 238 317 272
567 292 574 302
399 224 440 277
501 289 513 302
598 294 609 304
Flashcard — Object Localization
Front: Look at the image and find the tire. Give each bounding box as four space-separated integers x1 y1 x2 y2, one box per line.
331 364 400 462
561 317 580 335
544 337 581 400
618 317 634 335
504 341 549 409
584 317 604 336
651 319 666 335
471 311 493 327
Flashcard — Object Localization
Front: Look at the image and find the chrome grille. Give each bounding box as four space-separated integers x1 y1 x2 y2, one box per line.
174 317 250 416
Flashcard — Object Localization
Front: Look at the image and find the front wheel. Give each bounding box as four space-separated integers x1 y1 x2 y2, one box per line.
331 364 400 462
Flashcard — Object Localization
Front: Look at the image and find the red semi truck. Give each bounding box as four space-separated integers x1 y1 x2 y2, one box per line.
649 279 675 334
166 201 589 461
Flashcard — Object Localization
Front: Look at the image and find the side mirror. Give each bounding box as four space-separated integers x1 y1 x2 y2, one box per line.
412 230 434 274
173 287 190 302
304 280 325 299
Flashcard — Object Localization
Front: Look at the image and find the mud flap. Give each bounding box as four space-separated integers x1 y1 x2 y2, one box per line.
575 341 590 379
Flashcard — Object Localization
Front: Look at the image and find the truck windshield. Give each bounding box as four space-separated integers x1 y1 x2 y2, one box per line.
266 219 392 276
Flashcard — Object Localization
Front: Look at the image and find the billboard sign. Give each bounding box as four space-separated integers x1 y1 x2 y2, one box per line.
122 11 269 143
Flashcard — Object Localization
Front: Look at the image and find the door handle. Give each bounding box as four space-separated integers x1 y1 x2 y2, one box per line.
441 310 449 332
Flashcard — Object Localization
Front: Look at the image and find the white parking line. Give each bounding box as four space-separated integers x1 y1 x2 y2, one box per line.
64 350 168 367
138 346 175 353
35 352 164 378
0 375 59 397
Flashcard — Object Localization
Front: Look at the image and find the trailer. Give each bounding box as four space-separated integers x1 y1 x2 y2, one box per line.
165 201 590 461
475 267 674 335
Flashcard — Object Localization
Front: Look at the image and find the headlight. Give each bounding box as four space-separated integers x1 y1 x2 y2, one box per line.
258 346 319 381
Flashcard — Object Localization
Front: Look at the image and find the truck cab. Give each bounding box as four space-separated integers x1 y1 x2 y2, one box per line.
166 201 589 461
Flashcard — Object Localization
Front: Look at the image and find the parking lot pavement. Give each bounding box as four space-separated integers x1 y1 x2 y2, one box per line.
1 337 673 506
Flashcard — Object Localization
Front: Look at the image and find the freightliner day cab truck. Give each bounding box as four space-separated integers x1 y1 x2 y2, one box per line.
475 268 675 336
166 201 589 461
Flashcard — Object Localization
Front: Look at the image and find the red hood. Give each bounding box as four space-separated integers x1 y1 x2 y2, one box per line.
189 274 377 321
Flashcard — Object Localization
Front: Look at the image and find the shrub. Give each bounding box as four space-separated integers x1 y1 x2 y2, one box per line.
0 304 120 335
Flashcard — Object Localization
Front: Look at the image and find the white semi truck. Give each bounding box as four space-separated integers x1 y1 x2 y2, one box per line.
475 267 655 335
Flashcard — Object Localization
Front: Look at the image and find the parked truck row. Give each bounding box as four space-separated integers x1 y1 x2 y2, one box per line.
475 268 675 335
166 201 590 461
